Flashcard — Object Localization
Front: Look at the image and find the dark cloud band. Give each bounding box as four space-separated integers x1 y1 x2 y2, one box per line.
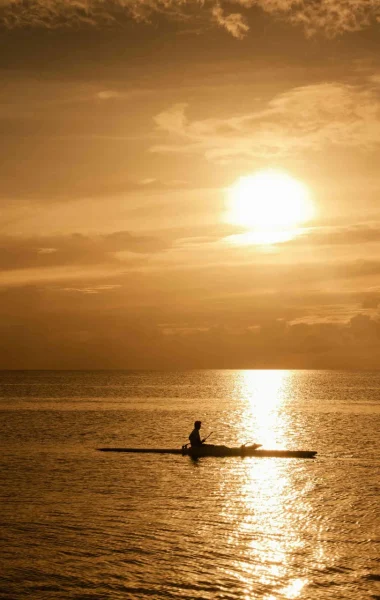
1 0 379 37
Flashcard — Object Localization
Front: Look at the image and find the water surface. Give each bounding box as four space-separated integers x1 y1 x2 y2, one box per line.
1 370 379 599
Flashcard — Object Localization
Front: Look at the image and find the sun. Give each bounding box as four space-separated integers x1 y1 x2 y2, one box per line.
226 169 314 244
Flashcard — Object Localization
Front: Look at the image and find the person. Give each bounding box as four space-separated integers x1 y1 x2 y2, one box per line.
189 420 205 448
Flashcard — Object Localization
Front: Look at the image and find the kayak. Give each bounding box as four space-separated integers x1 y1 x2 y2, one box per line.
97 445 317 459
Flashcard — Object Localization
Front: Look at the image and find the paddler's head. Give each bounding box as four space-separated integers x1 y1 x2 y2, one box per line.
194 420 201 430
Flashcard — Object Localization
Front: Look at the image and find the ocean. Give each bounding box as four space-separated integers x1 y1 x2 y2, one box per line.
0 370 379 599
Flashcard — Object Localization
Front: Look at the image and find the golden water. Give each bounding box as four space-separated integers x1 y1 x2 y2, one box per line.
1 370 379 599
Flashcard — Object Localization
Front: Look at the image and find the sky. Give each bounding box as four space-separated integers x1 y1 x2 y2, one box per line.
1 0 380 369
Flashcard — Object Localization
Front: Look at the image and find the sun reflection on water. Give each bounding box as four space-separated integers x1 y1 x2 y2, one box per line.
221 453 312 599
235 369 291 449
218 370 315 599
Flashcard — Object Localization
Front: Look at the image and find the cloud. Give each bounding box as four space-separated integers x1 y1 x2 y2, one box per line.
254 0 380 38
62 284 122 294
0 280 379 368
152 312 380 369
96 90 120 99
0 0 379 37
152 79 380 161
0 231 168 271
1 249 380 368
285 224 380 247
230 0 380 38
0 0 201 30
0 172 184 202
361 292 380 308
211 3 249 38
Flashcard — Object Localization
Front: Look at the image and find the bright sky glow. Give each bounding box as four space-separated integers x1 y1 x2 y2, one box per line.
2 1 380 370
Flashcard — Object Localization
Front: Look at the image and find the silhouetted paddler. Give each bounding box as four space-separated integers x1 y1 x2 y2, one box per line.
189 420 205 447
